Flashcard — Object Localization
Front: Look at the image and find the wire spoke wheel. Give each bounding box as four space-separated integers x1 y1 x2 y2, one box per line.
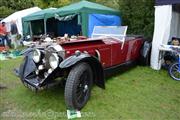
76 72 90 104
65 62 93 110
169 62 180 81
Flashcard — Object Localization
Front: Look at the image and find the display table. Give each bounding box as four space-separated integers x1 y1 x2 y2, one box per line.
159 45 172 51
158 44 180 69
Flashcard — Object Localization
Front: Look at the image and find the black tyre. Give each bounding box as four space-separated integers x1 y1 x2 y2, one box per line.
168 62 180 81
139 41 152 66
64 62 93 110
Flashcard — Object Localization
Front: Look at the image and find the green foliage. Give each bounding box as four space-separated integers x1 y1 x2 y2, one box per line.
69 0 119 10
1 58 180 119
48 0 71 8
0 0 34 18
33 0 71 8
119 0 154 38
0 0 34 10
0 6 14 18
33 0 49 8
0 0 71 17
0 0 155 39
91 0 119 10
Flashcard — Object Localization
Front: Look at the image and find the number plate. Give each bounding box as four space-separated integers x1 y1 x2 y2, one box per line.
24 82 36 91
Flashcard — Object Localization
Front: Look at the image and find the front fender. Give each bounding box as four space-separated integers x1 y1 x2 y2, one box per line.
139 40 152 65
59 53 105 89
59 53 90 68
20 48 34 56
18 55 37 81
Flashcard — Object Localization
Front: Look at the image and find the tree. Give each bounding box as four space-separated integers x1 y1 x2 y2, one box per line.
33 0 49 8
0 0 34 10
0 0 154 39
34 0 71 8
0 0 117 18
0 0 34 18
49 0 71 8
119 0 154 38
93 0 119 9
70 0 118 9
0 6 14 18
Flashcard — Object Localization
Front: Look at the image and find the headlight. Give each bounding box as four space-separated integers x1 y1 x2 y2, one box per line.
49 53 59 69
48 45 65 59
32 49 41 63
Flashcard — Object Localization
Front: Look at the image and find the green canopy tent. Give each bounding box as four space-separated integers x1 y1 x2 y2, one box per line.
22 0 120 37
22 8 57 36
52 0 120 37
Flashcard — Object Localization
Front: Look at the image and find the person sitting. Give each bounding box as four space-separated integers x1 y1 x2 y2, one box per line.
171 37 180 46
163 37 180 69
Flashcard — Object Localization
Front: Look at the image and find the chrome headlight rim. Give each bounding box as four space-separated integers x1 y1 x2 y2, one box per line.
47 45 65 59
32 49 41 63
49 53 59 69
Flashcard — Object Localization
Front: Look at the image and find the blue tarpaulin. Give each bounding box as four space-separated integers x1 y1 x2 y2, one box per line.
57 15 81 36
88 14 121 37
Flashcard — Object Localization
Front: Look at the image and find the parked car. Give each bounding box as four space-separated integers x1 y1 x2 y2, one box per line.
17 26 151 110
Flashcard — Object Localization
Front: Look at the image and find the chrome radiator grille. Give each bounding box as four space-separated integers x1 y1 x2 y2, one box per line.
44 50 52 69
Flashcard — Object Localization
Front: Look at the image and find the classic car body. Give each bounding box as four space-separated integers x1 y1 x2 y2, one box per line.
18 26 151 110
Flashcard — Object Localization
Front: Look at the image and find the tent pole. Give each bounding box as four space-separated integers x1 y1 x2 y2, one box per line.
29 22 33 37
81 13 88 37
44 19 47 35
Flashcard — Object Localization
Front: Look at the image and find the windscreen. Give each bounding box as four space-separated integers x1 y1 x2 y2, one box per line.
91 26 128 42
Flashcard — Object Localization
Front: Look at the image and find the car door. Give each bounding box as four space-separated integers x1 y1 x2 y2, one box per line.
111 41 129 66
97 44 112 68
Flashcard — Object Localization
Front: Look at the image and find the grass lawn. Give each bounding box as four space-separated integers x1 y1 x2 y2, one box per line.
0 58 180 120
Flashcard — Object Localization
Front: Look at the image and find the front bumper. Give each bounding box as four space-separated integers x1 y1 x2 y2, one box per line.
19 47 65 91
22 76 61 91
23 77 42 91
18 56 62 92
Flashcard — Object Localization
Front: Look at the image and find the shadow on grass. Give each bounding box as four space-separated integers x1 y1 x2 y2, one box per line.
10 81 67 112
105 63 138 81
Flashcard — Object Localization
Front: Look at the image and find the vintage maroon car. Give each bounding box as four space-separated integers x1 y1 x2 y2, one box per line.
18 26 151 110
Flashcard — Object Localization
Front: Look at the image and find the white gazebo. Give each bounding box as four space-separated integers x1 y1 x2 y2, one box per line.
1 7 41 35
151 0 180 70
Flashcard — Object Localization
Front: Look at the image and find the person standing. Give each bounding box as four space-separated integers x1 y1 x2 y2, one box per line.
10 20 18 49
0 22 8 47
0 22 6 36
0 22 11 48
